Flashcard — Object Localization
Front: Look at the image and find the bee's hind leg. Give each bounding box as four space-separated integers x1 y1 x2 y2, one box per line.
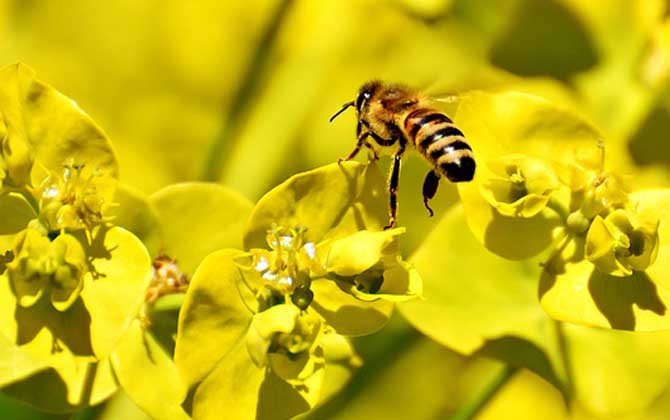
384 142 406 230
422 170 440 217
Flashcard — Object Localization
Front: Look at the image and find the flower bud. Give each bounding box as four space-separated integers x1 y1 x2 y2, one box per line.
291 285 314 310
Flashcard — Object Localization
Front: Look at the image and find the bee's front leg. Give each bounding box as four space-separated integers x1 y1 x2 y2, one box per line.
339 132 370 163
364 141 380 161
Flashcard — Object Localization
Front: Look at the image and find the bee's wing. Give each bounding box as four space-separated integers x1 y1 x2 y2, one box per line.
432 95 461 104
426 91 470 116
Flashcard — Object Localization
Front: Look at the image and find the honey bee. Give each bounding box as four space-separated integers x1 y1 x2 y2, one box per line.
330 80 475 228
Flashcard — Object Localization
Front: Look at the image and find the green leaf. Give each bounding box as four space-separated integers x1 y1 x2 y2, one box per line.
398 204 567 390
110 184 163 257
453 91 602 259
243 161 387 250
192 340 309 420
564 323 670 417
0 333 46 387
310 279 393 336
0 192 35 235
174 249 251 392
149 182 253 275
1 357 117 413
539 190 670 331
79 227 153 359
0 63 118 182
399 203 670 417
111 319 190 420
317 332 361 403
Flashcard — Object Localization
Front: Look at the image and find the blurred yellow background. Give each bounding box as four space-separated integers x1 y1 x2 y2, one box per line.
2 0 668 418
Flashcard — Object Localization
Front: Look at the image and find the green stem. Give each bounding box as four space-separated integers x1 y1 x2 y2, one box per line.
546 195 569 223
449 364 519 420
554 321 574 404
200 0 293 181
77 362 98 410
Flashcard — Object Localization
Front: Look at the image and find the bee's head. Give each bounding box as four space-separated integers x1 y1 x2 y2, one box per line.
355 80 381 113
329 80 382 123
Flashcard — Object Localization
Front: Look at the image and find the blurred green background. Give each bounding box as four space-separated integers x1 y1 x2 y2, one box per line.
1 0 668 418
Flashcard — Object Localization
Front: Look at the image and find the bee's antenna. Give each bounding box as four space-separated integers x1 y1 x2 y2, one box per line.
329 101 355 122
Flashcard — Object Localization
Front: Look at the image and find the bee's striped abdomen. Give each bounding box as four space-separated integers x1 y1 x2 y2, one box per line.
405 109 475 182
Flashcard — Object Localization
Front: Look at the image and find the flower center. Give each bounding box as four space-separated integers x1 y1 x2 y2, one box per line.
251 225 321 294
39 159 115 231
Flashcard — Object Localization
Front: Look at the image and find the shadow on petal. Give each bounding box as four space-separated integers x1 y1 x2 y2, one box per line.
256 371 309 420
588 270 666 330
14 297 93 356
483 210 560 260
476 335 568 401
2 368 70 411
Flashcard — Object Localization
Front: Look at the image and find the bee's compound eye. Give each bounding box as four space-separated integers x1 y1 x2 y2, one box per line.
355 93 366 111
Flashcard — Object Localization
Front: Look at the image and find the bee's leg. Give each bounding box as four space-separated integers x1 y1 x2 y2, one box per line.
422 170 440 217
364 141 380 161
339 131 369 163
368 131 397 146
384 142 406 230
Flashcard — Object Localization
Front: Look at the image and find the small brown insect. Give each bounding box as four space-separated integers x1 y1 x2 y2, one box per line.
330 80 475 228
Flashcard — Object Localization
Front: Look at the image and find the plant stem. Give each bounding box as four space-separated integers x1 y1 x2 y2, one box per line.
546 195 569 223
200 0 293 181
449 364 519 420
554 321 574 405
74 361 98 416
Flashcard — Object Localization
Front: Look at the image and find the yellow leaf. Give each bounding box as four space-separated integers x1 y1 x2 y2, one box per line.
111 319 189 420
149 182 253 275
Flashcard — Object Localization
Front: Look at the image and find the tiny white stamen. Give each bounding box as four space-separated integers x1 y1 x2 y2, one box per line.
262 271 278 281
304 242 316 259
43 187 60 198
280 236 293 248
255 256 269 272
278 275 293 286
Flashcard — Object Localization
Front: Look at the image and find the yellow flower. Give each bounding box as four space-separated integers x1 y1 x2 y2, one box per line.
38 159 117 232
585 209 659 276
245 304 323 382
6 222 87 311
247 225 324 298
480 154 559 218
